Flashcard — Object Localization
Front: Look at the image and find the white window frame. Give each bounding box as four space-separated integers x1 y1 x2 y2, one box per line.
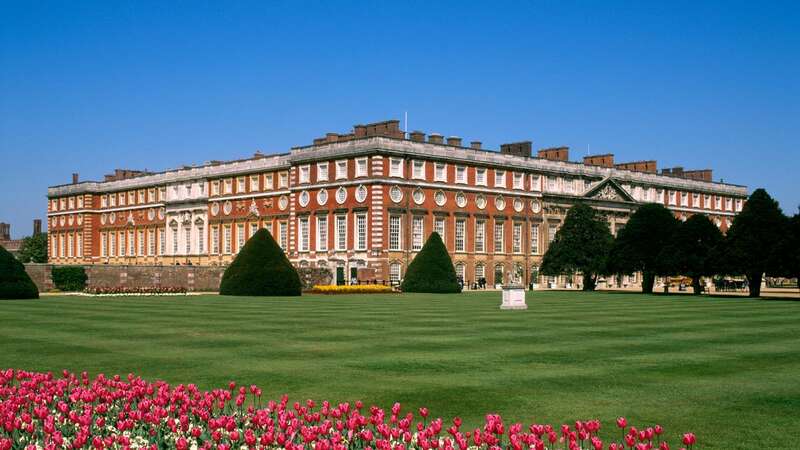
336 160 348 180
455 165 467 184
512 222 522 254
316 216 328 251
223 225 232 254
434 217 445 242
298 217 309 252
494 222 504 253
211 226 219 255
389 158 403 177
531 224 539 254
475 168 487 186
317 162 329 182
355 213 367 250
250 175 260 192
455 219 465 252
389 215 402 251
681 192 689 207
412 216 424 251
513 172 524 190
434 162 446 182
475 220 485 252
355 158 368 178
494 170 506 188
299 165 311 184
335 215 347 251
412 160 425 180
278 172 289 189
279 221 288 250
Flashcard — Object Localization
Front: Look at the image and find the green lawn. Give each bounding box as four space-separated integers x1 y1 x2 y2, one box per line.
1 291 799 449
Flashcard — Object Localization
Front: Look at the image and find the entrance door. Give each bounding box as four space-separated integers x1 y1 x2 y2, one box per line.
336 267 345 285
350 267 358 285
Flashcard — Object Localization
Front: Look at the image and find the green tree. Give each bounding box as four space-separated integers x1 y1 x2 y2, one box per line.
724 189 786 297
660 214 723 294
219 228 301 296
0 244 39 299
18 232 48 263
540 203 613 291
608 203 679 294
401 232 461 293
768 212 799 291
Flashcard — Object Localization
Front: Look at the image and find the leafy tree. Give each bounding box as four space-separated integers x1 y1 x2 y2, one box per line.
660 214 723 294
0 244 39 299
768 212 799 291
724 189 786 297
540 203 613 291
607 203 679 294
18 232 47 263
401 232 461 293
219 228 301 296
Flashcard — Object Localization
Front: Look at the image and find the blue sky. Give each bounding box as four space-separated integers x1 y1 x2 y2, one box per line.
1 1 798 238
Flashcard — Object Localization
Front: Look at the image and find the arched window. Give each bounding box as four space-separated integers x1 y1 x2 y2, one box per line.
454 263 465 282
494 264 505 285
475 263 485 283
513 263 524 284
530 265 540 285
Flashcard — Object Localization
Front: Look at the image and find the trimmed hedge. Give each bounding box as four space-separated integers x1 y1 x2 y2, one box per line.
52 266 88 291
219 228 302 296
0 244 39 299
400 232 461 293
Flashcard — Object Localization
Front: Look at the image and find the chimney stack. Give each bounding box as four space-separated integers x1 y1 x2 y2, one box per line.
0 223 9 241
537 147 570 161
428 133 444 144
615 160 657 173
409 131 425 142
72 173 79 184
446 136 462 147
583 154 614 168
500 141 533 158
470 141 482 149
33 219 42 235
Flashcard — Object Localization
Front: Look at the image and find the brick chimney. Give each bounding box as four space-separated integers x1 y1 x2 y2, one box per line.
428 133 444 144
33 219 42 235
661 167 684 177
0 223 9 241
500 141 533 158
615 160 657 173
409 131 425 142
537 147 569 161
470 141 482 149
583 154 614 168
684 169 713 182
446 136 462 147
72 173 79 184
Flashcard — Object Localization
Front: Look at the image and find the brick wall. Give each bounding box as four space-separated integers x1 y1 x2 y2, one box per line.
25 264 225 292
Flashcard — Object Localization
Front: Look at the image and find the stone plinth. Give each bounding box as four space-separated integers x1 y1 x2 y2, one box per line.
500 284 527 310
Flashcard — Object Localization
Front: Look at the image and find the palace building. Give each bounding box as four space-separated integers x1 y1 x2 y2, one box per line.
46 120 748 287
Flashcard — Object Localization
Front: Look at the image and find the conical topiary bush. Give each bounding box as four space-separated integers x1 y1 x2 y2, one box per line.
219 228 302 296
400 232 461 293
0 244 39 299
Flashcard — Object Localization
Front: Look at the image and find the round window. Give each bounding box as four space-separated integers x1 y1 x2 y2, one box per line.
413 188 425 205
530 199 541 213
278 195 289 210
455 192 467 208
434 190 446 206
355 185 368 203
476 194 486 210
210 202 220 216
513 198 523 212
223 201 233 215
336 187 347 204
299 190 310 207
495 196 506 211
317 189 328 206
99 214 106 225
390 186 403 203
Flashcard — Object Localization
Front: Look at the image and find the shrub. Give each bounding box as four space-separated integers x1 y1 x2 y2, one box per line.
51 266 88 291
0 245 38 300
219 228 301 296
400 232 461 293
83 286 187 295
309 284 394 294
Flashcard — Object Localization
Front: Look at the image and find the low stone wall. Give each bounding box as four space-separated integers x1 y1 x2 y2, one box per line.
25 264 225 292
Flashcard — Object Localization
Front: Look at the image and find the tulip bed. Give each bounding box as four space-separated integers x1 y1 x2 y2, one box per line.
0 369 695 450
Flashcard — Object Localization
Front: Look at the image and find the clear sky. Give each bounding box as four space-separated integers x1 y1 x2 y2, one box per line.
1 1 798 238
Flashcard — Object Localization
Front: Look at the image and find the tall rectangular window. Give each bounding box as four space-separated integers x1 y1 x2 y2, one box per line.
355 158 368 177
669 191 677 205
172 228 179 254
455 219 465 252
250 222 258 238
59 234 64 257
197 226 204 254
237 223 245 252
250 175 260 191
512 223 522 253
455 165 467 183
412 160 425 179
531 224 539 254
715 196 722 210
475 220 485 252
76 234 82 257
264 174 273 190
681 192 688 206
211 226 219 254
434 217 445 241
355 214 367 250
224 225 232 254
212 180 220 196
548 224 557 244
148 229 155 256
119 231 126 256
317 216 328 251
298 217 309 251
279 172 288 188
183 227 190 255
494 222 504 253
389 215 401 250
100 233 107 257
299 165 310 184
434 163 446 182
159 229 165 255
336 160 348 180
513 172 524 189
475 168 486 186
51 235 57 257
494 170 506 188
389 158 403 177
129 230 136 256
412 217 424 251
335 215 347 250
237 177 246 193
531 175 541 191
317 163 329 182
68 234 73 257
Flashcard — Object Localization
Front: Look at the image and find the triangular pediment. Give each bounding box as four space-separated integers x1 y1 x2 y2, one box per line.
583 178 635 202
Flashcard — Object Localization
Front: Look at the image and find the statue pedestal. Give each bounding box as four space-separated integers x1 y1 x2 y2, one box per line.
500 285 527 310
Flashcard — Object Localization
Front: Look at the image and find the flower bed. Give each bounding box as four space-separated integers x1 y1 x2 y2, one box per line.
82 286 188 296
310 284 395 294
0 369 696 449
